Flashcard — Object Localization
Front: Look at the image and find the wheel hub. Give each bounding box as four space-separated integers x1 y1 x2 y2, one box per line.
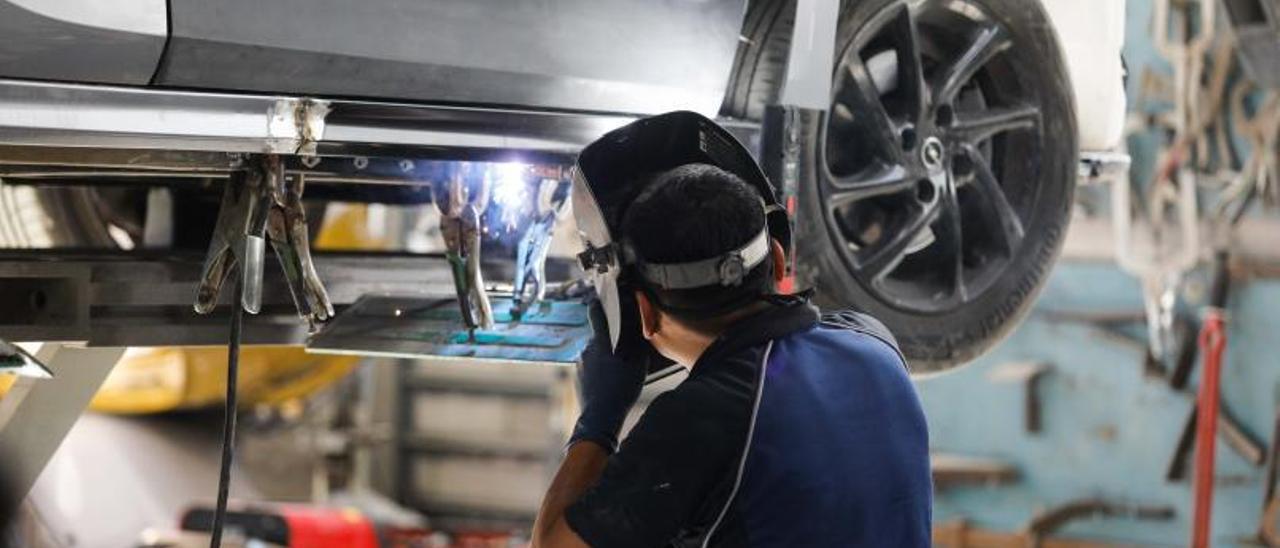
818 0 1044 314
920 136 946 173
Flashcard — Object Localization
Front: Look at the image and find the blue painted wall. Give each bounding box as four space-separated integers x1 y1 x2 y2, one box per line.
921 1 1280 544
920 261 1280 544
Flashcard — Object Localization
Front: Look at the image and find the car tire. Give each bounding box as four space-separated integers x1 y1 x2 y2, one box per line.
0 181 119 248
723 0 1077 370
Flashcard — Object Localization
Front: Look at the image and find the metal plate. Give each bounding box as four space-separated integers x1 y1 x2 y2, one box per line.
308 294 591 365
0 340 51 378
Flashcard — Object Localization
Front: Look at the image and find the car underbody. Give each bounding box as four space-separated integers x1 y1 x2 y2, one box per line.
0 0 1131 368
0 77 671 345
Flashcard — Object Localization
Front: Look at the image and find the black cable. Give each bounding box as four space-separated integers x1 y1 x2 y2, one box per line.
209 272 243 548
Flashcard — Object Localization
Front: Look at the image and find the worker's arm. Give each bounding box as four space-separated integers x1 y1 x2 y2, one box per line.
546 381 742 548
531 441 607 548
533 300 740 547
533 302 644 547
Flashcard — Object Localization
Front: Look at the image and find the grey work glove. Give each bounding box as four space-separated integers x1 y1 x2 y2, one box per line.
568 300 646 453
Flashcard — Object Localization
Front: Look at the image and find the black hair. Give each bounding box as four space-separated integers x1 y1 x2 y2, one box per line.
621 163 775 330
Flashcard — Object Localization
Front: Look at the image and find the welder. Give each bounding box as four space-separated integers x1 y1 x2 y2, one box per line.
531 111 932 547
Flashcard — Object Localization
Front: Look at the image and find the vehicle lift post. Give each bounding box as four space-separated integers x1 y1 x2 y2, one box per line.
0 344 128 500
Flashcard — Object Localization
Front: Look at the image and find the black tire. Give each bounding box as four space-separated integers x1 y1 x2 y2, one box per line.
721 0 795 121
723 0 1077 370
0 182 120 248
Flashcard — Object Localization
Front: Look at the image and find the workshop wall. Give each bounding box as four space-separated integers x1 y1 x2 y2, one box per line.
922 0 1279 543
921 261 1278 544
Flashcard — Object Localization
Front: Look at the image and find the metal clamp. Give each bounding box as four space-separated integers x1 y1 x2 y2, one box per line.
577 244 616 274
513 178 570 319
194 160 272 315
266 164 334 328
433 162 494 332
195 156 333 329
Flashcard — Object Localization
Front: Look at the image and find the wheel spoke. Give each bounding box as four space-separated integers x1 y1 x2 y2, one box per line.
828 163 916 206
885 5 928 122
817 0 1044 314
857 192 943 280
952 104 1040 144
938 181 969 303
963 145 1024 252
933 23 1011 104
834 56 902 162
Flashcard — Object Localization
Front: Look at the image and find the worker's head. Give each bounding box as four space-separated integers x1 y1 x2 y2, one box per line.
621 163 786 363
572 110 791 362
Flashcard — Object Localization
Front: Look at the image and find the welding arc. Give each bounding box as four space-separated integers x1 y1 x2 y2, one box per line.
209 271 244 548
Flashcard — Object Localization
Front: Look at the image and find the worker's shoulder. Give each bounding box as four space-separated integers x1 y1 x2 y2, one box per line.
624 372 757 457
816 309 901 352
647 349 767 427
768 309 911 376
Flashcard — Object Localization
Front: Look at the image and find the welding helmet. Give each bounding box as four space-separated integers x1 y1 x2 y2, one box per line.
572 111 792 353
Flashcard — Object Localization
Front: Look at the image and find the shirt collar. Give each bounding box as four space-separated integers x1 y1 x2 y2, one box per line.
690 300 820 372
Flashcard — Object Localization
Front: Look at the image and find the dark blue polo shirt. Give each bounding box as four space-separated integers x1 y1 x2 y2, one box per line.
566 301 932 547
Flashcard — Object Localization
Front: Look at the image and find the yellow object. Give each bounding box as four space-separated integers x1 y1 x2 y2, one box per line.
313 203 392 251
0 205 386 413
69 204 383 414
88 346 359 414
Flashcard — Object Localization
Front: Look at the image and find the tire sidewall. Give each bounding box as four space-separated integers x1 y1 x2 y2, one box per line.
794 0 1079 370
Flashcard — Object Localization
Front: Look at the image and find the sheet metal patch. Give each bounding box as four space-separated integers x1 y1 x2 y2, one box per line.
307 294 591 365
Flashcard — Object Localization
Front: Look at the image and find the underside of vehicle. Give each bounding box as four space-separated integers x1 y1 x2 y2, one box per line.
0 0 1114 371
19 1 1280 546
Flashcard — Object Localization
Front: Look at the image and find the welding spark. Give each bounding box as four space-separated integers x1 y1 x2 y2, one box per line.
493 162 529 210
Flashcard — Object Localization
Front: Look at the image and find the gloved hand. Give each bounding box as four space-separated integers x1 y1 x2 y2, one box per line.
568 299 646 453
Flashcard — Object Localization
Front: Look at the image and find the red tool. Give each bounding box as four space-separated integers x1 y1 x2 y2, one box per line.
181 504 381 547
1191 309 1228 548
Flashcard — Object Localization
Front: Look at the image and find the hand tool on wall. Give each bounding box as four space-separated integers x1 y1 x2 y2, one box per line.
1167 392 1265 481
988 361 1053 434
1164 254 1263 480
1255 409 1280 545
1024 498 1175 547
1191 308 1228 548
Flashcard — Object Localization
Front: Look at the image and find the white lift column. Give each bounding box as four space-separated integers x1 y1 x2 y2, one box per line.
0 344 126 498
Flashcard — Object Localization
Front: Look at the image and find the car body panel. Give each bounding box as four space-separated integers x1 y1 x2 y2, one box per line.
153 0 746 116
1042 0 1128 152
0 0 1125 146
0 0 167 85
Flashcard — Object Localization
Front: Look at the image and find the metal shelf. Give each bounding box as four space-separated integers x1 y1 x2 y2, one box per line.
402 377 552 400
400 434 549 461
0 250 454 346
393 358 570 525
